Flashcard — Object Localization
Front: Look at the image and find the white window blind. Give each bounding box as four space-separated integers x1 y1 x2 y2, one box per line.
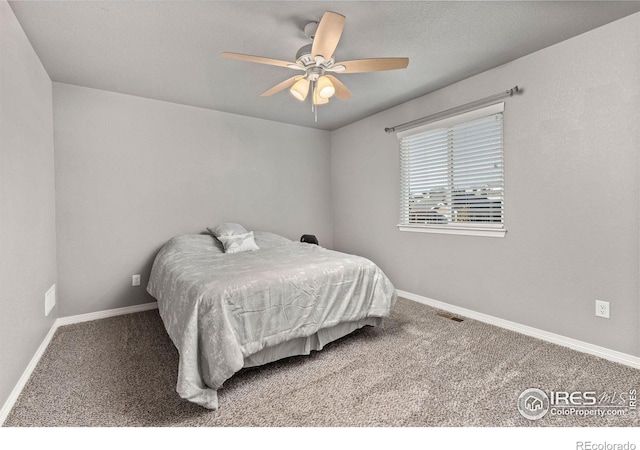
398 102 505 237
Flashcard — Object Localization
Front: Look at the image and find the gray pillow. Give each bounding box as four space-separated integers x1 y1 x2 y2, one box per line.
207 223 248 238
217 231 260 254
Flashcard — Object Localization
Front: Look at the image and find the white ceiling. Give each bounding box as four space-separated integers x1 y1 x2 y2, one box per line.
9 1 640 130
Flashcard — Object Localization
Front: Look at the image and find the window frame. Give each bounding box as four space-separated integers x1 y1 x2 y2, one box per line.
397 102 506 238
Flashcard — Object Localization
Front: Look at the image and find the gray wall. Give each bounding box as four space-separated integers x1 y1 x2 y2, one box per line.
0 1 57 408
331 13 640 356
53 83 332 316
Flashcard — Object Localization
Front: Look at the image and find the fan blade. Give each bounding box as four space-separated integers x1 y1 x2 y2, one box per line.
261 76 304 97
325 75 352 100
311 11 345 62
221 52 303 70
330 58 409 73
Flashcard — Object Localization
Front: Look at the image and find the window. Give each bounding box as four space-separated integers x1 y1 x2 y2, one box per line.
398 103 505 237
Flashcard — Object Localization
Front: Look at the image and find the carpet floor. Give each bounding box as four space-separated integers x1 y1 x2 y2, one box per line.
4 298 639 427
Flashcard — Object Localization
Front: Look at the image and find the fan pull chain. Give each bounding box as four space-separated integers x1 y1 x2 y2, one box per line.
311 80 318 121
311 80 315 113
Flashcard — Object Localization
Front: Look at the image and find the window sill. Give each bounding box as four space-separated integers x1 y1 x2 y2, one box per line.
397 225 506 238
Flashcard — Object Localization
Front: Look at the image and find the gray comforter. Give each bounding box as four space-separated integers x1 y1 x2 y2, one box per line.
147 232 397 409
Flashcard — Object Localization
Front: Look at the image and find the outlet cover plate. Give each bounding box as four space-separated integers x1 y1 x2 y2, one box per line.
132 274 141 287
595 300 610 319
45 284 56 316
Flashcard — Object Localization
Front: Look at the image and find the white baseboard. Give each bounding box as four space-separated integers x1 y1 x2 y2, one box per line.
397 289 640 370
0 322 58 426
0 301 158 426
55 302 158 327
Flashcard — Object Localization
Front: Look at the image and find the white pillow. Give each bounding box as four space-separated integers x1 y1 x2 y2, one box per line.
217 231 260 254
208 223 248 238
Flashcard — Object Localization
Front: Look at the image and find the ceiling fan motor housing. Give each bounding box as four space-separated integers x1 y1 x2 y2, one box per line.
295 44 314 64
295 44 334 70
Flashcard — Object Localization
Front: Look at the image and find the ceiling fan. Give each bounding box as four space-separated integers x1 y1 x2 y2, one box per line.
221 11 409 115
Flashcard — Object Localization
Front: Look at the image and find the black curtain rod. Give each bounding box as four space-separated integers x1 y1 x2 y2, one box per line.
385 86 520 134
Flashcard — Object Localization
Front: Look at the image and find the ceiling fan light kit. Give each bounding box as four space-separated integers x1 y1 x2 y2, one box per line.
290 78 310 101
313 86 329 105
222 11 409 121
316 76 335 99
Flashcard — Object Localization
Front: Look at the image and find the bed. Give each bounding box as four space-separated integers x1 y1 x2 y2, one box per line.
147 228 397 409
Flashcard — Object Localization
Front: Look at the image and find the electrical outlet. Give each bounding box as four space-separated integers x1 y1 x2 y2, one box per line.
45 284 56 316
132 274 141 287
595 300 610 319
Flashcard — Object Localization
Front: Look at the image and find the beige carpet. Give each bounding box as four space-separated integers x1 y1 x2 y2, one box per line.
4 298 639 427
